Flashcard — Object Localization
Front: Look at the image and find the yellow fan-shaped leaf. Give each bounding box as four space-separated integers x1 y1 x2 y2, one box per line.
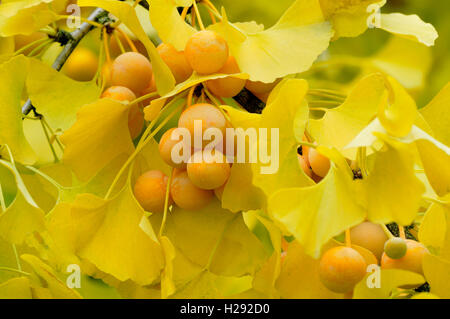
378 75 417 138
419 203 447 254
364 134 425 225
308 73 386 157
21 254 82 299
0 55 36 164
0 277 32 299
319 0 385 39
268 147 366 258
369 36 432 91
60 99 135 182
0 36 14 55
164 201 269 277
423 254 450 299
0 0 64 36
377 13 438 47
26 58 101 131
353 269 425 299
149 0 195 51
421 82 450 146
208 1 333 83
78 0 175 95
160 236 176 299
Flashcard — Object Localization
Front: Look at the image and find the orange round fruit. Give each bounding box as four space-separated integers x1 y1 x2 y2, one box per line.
308 147 330 178
350 221 389 261
319 246 367 293
63 47 98 81
381 239 429 275
111 52 153 94
185 30 229 74
134 170 172 213
205 56 246 97
187 150 231 190
170 171 213 210
157 43 193 83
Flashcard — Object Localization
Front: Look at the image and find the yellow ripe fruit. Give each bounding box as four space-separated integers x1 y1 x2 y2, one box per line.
178 103 227 147
297 154 312 178
101 86 143 139
185 30 229 74
157 43 193 83
170 171 213 210
159 128 191 169
133 170 172 213
245 78 280 95
101 85 136 102
381 239 429 275
319 246 367 293
139 75 158 106
111 52 153 94
63 47 99 81
205 56 246 98
308 147 330 178
187 151 231 190
350 221 389 261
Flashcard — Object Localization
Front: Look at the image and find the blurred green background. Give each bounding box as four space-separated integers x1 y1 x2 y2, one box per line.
212 0 450 107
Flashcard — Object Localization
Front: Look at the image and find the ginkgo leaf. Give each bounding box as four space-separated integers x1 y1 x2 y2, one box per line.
268 147 366 258
353 269 425 299
319 0 385 39
421 82 450 146
208 1 333 83
26 58 101 131
160 236 176 299
48 184 165 286
60 99 135 182
170 270 252 299
0 36 14 55
275 240 343 298
0 0 64 37
164 200 269 277
0 277 32 299
377 13 439 47
423 254 450 299
21 254 82 299
0 160 45 245
78 0 175 95
0 55 36 164
149 0 195 51
308 73 386 158
369 36 432 91
364 134 425 225
419 203 447 254
252 79 312 195
378 75 417 138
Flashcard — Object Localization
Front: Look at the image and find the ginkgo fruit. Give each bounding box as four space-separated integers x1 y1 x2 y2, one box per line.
381 239 429 275
205 56 246 97
139 75 158 106
187 151 231 190
319 246 367 293
245 78 281 95
101 86 143 139
101 86 136 102
178 103 227 147
185 30 229 74
134 170 172 213
170 170 213 210
297 154 312 178
62 47 98 81
384 237 408 259
111 52 153 94
350 221 389 261
308 147 330 178
157 43 193 83
159 127 190 169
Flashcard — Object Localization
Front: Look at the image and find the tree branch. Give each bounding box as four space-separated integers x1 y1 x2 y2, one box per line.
22 8 108 116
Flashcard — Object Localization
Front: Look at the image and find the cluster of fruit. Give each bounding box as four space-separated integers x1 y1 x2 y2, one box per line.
134 103 232 213
318 222 429 294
